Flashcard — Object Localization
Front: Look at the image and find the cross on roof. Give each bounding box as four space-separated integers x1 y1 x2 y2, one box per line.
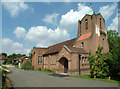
88 3 94 15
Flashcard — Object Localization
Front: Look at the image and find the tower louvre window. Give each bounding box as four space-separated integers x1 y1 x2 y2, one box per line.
85 19 88 29
81 42 84 48
100 18 102 29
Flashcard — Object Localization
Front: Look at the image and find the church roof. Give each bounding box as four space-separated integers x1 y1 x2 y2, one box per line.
66 46 87 53
79 33 91 41
44 38 76 55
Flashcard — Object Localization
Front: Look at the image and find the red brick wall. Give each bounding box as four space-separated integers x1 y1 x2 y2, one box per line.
75 13 109 55
32 48 47 69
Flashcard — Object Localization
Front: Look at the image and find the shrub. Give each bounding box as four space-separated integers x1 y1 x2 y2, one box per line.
21 60 33 70
44 67 47 71
2 61 6 65
51 69 56 74
38 68 41 71
14 62 18 65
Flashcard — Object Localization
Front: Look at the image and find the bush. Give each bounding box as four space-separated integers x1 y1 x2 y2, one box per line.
44 67 47 71
2 61 6 65
44 68 56 74
14 62 18 65
21 60 33 70
38 68 41 71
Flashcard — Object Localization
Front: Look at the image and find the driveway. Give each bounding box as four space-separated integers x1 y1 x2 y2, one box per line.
6 66 118 87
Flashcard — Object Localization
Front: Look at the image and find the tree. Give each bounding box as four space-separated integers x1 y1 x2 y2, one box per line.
28 49 33 59
7 53 26 64
88 46 110 78
88 51 95 78
107 30 120 77
0 53 7 57
21 60 33 70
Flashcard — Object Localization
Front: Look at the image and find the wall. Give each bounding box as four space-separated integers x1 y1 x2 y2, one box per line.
32 48 48 69
75 13 109 55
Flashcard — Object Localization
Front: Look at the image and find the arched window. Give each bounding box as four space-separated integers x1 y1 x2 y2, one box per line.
38 50 43 55
38 56 42 64
81 42 84 48
85 19 88 29
82 57 84 64
85 57 87 63
100 18 102 29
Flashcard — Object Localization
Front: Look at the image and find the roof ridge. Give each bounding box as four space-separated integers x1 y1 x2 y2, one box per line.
48 38 76 48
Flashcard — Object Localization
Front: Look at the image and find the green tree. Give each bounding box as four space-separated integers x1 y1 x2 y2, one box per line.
21 60 33 70
0 53 7 57
28 49 33 59
107 30 120 77
89 46 110 78
7 53 26 64
88 51 95 78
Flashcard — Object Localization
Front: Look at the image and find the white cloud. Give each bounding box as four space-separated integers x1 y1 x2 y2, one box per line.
2 38 30 55
99 3 117 21
2 0 29 17
107 15 118 31
13 27 26 38
59 3 90 32
43 13 59 25
25 26 70 47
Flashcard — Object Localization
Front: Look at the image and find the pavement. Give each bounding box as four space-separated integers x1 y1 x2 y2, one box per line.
6 65 118 87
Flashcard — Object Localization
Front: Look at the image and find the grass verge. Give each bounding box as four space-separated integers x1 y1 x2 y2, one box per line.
24 68 56 74
71 74 120 84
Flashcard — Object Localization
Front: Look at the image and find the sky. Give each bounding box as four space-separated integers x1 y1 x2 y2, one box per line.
1 0 119 56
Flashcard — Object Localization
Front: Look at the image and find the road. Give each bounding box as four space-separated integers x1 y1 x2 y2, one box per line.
6 66 118 87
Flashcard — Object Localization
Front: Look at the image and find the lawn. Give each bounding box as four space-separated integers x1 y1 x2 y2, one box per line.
24 68 56 74
72 74 120 84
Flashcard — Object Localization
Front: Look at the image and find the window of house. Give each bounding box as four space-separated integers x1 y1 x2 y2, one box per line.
38 50 43 55
81 42 84 48
103 38 104 40
34 52 35 55
51 55 56 64
46 56 49 64
82 57 84 64
87 58 89 63
85 19 88 29
100 18 102 29
85 57 87 64
38 56 42 64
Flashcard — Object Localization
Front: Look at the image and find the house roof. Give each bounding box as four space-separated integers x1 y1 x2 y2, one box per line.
44 38 76 55
0 56 8 60
79 33 91 41
66 46 87 53
13 56 28 61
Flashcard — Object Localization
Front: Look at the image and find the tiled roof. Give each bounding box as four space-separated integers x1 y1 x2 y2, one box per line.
13 56 28 61
67 46 87 53
79 33 91 41
0 56 8 60
44 38 76 55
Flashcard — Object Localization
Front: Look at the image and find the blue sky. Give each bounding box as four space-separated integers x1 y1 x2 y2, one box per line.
1 1 119 55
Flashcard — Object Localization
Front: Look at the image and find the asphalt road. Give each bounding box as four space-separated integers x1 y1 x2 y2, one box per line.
6 66 118 87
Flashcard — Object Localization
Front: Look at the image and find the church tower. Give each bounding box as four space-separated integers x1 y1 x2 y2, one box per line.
75 3 109 54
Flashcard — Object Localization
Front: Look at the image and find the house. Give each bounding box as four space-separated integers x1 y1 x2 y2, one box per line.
12 56 29 68
32 10 109 75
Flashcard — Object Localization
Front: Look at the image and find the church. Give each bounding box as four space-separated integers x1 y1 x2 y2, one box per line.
32 6 109 75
